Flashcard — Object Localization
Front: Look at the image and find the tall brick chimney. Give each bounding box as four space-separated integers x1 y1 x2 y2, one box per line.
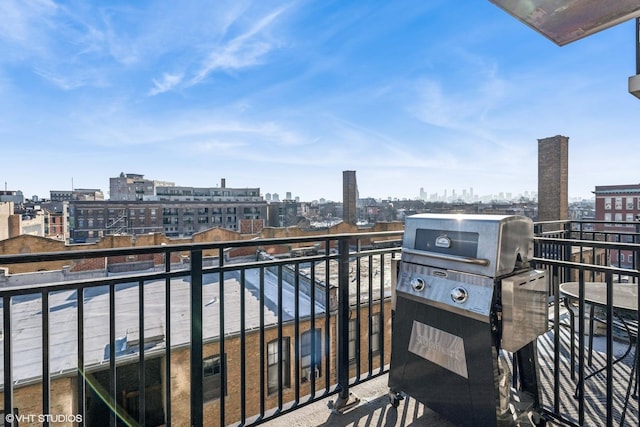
343 170 358 225
537 135 569 224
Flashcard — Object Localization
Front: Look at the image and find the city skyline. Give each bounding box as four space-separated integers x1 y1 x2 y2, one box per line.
1 1 638 202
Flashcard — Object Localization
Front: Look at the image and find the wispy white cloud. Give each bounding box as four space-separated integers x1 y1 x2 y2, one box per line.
189 5 290 85
0 0 64 77
149 72 184 96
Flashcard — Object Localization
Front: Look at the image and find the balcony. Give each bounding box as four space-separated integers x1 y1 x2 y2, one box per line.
0 220 638 426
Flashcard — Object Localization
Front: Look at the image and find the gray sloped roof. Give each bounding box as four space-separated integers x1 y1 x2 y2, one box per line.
2 274 288 387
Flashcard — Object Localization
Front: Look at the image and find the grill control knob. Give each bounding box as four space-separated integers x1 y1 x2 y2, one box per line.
451 287 468 303
410 277 426 291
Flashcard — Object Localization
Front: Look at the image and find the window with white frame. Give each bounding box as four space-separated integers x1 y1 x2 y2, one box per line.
349 320 357 363
371 314 381 354
605 198 612 210
604 213 612 221
615 213 623 222
627 214 635 222
628 198 635 210
615 198 622 209
267 337 290 394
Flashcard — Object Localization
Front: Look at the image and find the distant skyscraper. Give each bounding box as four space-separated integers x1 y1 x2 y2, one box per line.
265 193 272 201
538 135 569 223
286 192 292 200
342 170 358 225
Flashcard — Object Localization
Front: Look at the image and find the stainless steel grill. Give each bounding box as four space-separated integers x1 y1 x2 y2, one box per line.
388 214 548 426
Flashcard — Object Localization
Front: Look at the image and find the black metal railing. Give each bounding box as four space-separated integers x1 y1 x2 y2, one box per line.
533 219 640 427
2 220 640 426
0 231 402 426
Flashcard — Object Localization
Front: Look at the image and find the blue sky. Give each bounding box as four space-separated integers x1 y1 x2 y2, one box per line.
1 0 638 202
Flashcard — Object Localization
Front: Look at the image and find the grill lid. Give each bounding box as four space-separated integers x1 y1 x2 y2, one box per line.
402 213 533 278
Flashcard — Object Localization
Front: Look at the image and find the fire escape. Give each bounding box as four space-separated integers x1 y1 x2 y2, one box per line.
106 211 128 235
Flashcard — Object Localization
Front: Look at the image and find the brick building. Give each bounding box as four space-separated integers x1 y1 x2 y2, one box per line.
0 253 392 426
71 198 267 242
64 174 268 242
593 183 640 269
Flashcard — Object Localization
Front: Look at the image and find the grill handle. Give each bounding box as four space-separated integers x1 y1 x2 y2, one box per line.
402 248 490 266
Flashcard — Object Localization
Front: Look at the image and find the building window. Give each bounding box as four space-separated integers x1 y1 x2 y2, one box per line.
627 214 634 222
604 213 612 222
267 338 291 394
203 354 226 401
371 314 381 354
627 198 635 210
604 198 611 210
629 254 634 263
615 198 622 210
615 213 622 222
349 319 358 363
301 329 322 382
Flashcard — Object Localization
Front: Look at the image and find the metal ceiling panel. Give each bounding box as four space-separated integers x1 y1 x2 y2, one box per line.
490 0 640 45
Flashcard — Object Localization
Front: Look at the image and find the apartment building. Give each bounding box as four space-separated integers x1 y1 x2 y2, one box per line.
0 201 12 241
0 190 24 204
42 201 70 241
71 199 267 242
594 183 640 269
0 201 48 240
70 176 267 242
109 173 175 201
50 189 105 202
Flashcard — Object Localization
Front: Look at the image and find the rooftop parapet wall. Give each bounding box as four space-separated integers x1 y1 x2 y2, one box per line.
0 221 404 274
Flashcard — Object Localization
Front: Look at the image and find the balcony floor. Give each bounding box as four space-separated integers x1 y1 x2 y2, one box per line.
260 373 457 427
263 311 639 426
